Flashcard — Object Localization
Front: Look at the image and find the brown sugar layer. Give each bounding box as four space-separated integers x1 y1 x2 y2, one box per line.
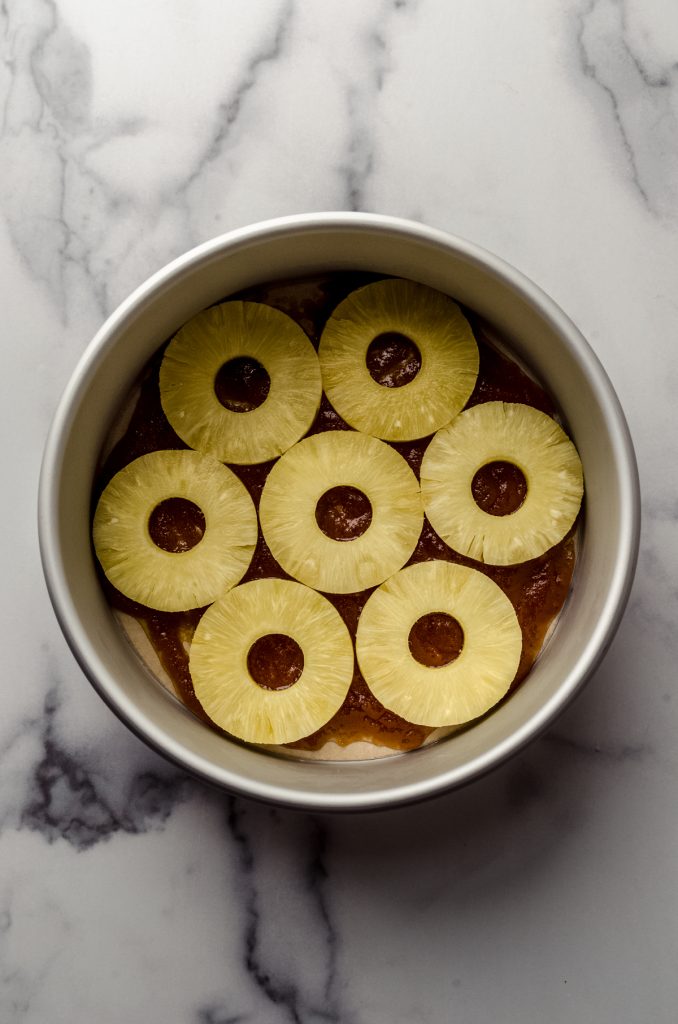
315 486 373 541
471 461 528 517
148 497 206 553
95 272 577 754
409 613 465 668
214 356 271 412
247 634 304 691
366 331 422 388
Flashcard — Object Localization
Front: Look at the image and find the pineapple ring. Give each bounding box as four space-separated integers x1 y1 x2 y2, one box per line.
259 431 423 594
421 401 584 565
93 450 257 612
318 278 479 441
190 578 354 744
160 301 322 465
356 560 522 727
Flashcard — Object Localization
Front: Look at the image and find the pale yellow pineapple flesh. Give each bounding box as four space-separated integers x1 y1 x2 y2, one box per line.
93 449 257 611
190 578 354 744
356 560 522 727
259 431 423 593
160 301 322 465
93 273 585 755
318 278 479 441
421 401 584 565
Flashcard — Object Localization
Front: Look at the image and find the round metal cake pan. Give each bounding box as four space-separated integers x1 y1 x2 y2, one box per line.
38 213 640 811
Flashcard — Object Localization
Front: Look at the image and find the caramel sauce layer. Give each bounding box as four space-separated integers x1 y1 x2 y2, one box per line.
94 273 577 754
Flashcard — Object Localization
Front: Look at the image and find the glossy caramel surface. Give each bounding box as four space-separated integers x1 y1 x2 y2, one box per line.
94 273 577 753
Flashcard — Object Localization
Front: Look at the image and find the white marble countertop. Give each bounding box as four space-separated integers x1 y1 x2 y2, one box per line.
2 0 677 1020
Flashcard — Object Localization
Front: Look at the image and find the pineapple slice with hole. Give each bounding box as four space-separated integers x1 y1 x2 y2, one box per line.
318 278 478 440
356 560 522 727
259 431 423 593
160 301 322 465
92 449 257 611
421 401 583 565
190 578 354 744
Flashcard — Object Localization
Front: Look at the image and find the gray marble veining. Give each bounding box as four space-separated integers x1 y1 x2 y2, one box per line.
2 0 678 1021
576 0 678 217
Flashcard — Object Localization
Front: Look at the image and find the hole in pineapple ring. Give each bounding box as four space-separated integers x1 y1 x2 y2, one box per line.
214 356 271 412
315 485 373 542
247 633 305 691
148 497 206 553
408 612 465 668
366 332 422 388
471 460 527 517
